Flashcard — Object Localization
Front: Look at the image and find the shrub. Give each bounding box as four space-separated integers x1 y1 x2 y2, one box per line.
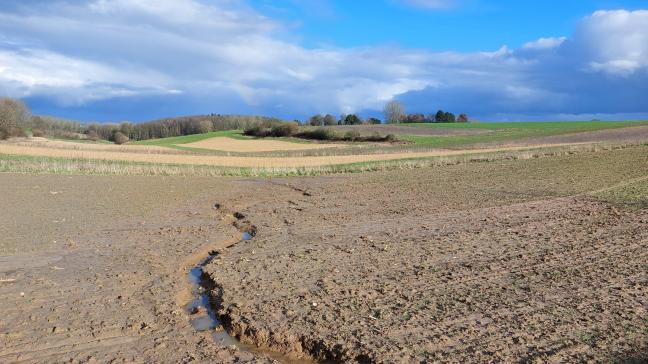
297 128 338 140
31 129 45 137
343 130 361 141
113 131 129 145
270 123 299 137
244 125 274 137
86 130 100 141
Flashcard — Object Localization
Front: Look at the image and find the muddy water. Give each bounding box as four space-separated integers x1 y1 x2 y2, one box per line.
187 232 324 364
186 233 251 339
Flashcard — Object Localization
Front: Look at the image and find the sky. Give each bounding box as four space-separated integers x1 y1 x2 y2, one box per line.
0 0 647 122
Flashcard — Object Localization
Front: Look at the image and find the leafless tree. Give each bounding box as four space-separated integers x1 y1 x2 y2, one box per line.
383 100 405 124
0 98 30 139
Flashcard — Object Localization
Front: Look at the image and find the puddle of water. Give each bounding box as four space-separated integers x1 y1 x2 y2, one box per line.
191 315 217 331
187 231 252 339
188 267 203 285
212 330 241 347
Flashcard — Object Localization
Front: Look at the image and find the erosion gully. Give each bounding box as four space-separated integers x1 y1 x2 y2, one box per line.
186 228 325 364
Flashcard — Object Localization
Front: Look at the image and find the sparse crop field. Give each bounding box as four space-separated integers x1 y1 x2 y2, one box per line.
0 140 610 170
1 123 648 363
2 122 648 172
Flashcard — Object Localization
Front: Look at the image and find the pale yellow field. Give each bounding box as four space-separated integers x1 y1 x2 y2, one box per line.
12 139 181 154
179 137 345 152
0 141 595 168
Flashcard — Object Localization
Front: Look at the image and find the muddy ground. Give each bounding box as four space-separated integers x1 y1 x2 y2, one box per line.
1 145 648 363
0 175 275 363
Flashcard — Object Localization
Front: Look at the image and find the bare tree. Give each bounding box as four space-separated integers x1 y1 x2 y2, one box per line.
383 100 405 124
0 98 30 139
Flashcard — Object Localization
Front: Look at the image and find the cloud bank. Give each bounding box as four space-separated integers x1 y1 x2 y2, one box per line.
0 1 646 121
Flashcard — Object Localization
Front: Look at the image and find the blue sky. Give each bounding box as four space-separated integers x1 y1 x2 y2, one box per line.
0 0 647 122
251 0 646 50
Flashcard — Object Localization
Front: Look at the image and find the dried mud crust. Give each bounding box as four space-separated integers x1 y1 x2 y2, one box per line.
205 148 648 363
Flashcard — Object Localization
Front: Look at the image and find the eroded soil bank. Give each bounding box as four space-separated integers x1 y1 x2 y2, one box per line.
204 146 648 363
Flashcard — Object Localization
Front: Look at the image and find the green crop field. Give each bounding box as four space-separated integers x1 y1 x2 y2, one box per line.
398 121 648 148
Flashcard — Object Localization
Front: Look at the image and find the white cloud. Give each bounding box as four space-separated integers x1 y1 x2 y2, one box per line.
577 10 648 76
0 1 647 120
0 48 177 105
522 37 566 51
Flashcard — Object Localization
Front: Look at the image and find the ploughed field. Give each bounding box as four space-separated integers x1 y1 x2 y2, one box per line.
204 146 648 363
1 124 648 363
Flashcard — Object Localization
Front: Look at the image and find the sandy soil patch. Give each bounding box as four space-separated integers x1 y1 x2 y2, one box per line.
179 137 345 152
0 142 594 168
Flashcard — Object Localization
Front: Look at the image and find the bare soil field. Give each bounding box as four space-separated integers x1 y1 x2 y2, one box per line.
1 146 647 363
178 137 345 152
204 146 648 363
330 124 491 136
0 174 273 363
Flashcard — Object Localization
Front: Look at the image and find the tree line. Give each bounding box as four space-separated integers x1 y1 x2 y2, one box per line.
383 101 468 123
305 101 468 126
0 97 284 143
85 114 284 143
1 96 470 144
